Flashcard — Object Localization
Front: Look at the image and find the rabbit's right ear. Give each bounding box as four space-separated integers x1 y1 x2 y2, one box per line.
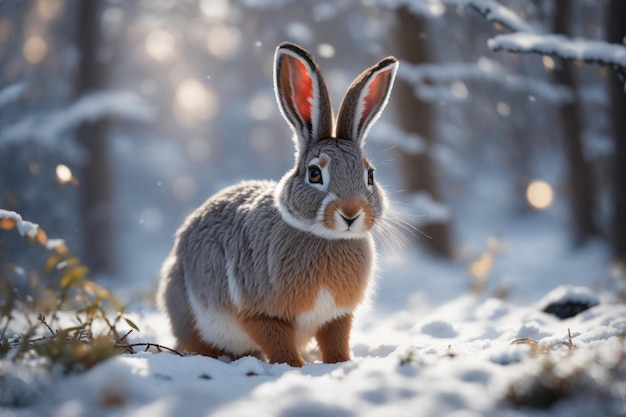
274 42 333 152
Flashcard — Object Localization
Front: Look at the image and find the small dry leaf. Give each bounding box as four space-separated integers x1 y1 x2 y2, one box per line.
124 318 140 332
36 227 47 245
45 255 59 274
0 218 17 230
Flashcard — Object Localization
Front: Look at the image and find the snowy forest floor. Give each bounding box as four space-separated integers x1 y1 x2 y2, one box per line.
2 194 626 417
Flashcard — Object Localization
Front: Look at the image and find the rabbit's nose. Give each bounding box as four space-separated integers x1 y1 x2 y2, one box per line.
339 213 360 227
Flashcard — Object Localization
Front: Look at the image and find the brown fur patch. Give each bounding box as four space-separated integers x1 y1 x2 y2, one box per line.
235 312 304 367
315 314 353 363
322 200 339 230
362 203 375 230
363 158 371 170
337 199 364 220
318 154 329 168
323 199 374 231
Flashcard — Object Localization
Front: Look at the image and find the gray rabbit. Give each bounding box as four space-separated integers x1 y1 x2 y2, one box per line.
158 42 398 367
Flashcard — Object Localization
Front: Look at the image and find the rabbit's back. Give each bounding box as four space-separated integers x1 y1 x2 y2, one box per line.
177 179 278 304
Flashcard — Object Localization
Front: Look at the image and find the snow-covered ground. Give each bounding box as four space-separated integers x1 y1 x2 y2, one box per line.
2 182 625 417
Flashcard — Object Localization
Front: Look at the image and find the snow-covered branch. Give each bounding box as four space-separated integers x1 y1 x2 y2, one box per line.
0 91 156 148
451 0 536 33
400 59 573 103
0 209 64 250
0 83 28 108
489 33 626 73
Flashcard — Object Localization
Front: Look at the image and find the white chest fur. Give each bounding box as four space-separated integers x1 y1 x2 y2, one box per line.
295 287 353 350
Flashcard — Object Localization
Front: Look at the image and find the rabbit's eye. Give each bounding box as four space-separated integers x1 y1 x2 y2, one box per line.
308 166 323 184
367 168 374 186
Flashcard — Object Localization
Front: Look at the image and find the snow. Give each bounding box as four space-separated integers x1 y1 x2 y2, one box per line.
489 33 626 71
1 3 624 414
0 83 27 108
450 0 536 32
0 91 155 149
3 192 626 416
0 209 41 239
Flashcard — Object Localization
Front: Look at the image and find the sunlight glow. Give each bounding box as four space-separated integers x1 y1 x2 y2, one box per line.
450 81 468 100
36 0 64 21
496 102 510 117
206 25 241 60
55 164 73 184
145 29 176 61
175 79 218 121
23 36 48 64
317 43 335 59
526 180 554 210
542 55 555 71
249 93 274 121
199 0 230 20
427 0 445 16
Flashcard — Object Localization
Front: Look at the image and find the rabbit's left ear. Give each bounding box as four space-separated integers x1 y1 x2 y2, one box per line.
336 57 398 147
274 43 333 152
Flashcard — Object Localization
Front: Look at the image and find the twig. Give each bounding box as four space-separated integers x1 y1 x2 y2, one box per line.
115 342 184 357
119 329 133 342
37 314 56 337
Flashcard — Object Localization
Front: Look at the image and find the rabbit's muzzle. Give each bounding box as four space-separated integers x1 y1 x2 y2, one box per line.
322 198 375 233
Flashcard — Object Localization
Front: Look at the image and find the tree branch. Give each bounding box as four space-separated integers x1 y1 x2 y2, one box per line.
489 32 626 77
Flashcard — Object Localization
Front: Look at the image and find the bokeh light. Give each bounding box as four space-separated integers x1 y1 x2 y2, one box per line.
23 36 48 64
526 180 554 210
451 81 469 100
317 43 335 59
199 0 230 20
145 29 176 61
175 78 219 121
249 93 274 121
36 0 64 21
496 101 511 117
542 55 555 71
55 164 73 184
206 25 241 60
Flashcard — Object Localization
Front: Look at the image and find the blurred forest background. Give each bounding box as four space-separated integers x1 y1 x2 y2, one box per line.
0 0 624 291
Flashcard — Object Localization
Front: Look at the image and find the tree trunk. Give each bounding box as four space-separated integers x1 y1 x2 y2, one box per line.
76 0 115 274
393 7 452 257
607 0 626 261
552 0 598 244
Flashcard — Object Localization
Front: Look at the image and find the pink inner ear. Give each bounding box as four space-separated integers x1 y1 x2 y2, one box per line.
359 72 386 126
287 56 313 124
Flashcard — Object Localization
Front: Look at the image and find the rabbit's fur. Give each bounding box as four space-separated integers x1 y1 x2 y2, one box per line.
158 42 398 367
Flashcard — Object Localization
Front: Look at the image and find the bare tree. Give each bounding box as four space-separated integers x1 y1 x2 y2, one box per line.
607 0 626 261
552 0 598 244
75 0 115 274
393 7 452 257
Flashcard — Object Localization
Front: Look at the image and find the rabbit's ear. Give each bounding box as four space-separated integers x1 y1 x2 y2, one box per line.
274 43 333 152
335 57 398 146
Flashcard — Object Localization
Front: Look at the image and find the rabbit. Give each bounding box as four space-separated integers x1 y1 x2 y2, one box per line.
157 42 398 367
